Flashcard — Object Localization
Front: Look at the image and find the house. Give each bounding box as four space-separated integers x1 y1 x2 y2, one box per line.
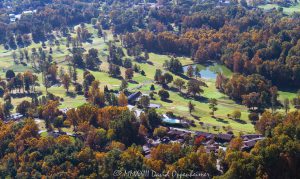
59 108 72 114
142 145 151 155
7 113 24 121
22 10 34 15
127 91 142 105
9 14 15 18
216 133 234 142
195 131 216 140
205 145 219 153
241 134 263 140
242 137 265 151
9 14 16 22
167 129 189 140
48 131 61 138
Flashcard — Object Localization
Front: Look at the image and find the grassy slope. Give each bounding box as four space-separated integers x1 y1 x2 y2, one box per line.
133 57 254 134
0 23 297 134
259 3 300 15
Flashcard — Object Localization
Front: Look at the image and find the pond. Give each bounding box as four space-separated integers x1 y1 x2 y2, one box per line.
162 114 181 124
183 63 232 80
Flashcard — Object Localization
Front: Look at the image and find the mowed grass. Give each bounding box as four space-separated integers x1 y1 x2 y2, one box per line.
259 3 300 15
127 55 254 134
0 24 117 109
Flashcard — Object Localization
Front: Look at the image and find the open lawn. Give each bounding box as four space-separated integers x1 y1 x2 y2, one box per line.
259 3 300 15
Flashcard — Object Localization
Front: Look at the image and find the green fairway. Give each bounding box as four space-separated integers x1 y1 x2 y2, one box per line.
259 3 300 15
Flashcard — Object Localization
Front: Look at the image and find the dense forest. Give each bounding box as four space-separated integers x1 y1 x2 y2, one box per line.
123 6 300 88
0 106 299 178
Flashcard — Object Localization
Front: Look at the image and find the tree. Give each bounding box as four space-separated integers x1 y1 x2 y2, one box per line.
145 51 149 61
72 66 78 83
270 86 279 113
3 101 13 118
209 98 218 117
125 68 134 80
186 65 194 78
0 103 5 120
6 70 15 80
194 66 201 79
0 87 4 97
86 48 100 70
16 100 31 116
124 58 132 68
75 83 83 94
139 95 150 109
154 69 163 82
242 92 261 111
283 98 290 115
83 72 95 92
119 79 128 91
153 126 168 138
187 79 204 97
88 80 105 107
147 108 162 130
53 116 64 132
118 91 128 107
248 112 259 122
255 111 282 135
173 78 185 93
231 110 241 120
24 71 37 93
163 58 183 74
61 74 71 92
42 100 60 131
150 84 155 91
138 124 148 137
108 63 121 77
103 32 107 42
228 137 243 151
164 73 173 85
188 101 195 114
158 89 169 101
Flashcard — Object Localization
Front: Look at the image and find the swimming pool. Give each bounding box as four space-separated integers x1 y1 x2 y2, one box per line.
162 114 181 124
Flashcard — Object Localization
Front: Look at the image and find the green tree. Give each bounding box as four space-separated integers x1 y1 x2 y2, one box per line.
173 78 185 93
194 65 201 79
209 98 218 117
187 79 204 97
119 79 128 91
158 89 170 101
139 95 150 109
61 74 71 92
231 110 241 120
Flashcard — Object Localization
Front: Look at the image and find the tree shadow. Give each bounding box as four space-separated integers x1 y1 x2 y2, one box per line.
191 114 200 120
169 87 180 93
66 92 77 98
86 39 93 44
11 92 42 98
129 80 138 84
233 119 247 124
176 73 190 80
215 117 229 124
147 61 154 65
192 95 209 103
110 75 123 80
161 99 173 103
